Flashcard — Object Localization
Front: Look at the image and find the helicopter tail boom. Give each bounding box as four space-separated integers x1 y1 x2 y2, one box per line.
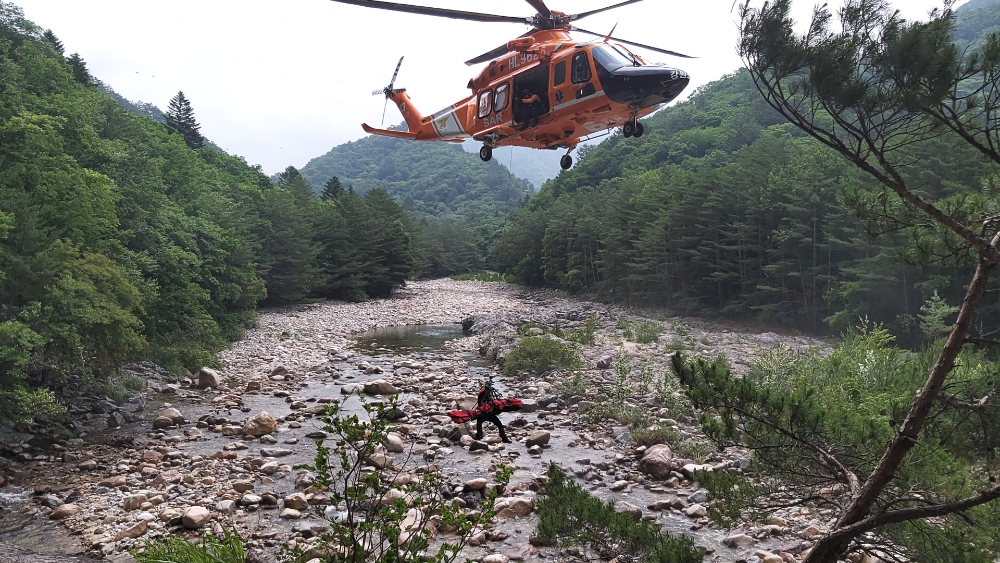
361 123 419 140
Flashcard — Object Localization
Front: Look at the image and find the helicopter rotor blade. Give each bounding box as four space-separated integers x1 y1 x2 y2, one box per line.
572 26 696 59
389 56 404 89
523 0 551 19
464 31 535 66
568 0 646 22
328 0 529 24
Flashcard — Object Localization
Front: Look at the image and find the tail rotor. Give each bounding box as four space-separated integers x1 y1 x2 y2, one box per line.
373 56 406 125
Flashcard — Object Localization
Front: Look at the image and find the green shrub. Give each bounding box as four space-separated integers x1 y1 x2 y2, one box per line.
502 336 584 376
534 464 701 562
557 372 587 398
630 426 679 448
633 321 663 344
568 314 597 346
307 394 511 563
135 525 244 563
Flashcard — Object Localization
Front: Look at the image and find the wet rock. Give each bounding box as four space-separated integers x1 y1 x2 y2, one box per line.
216 500 236 514
364 379 398 395
496 497 534 518
49 503 81 519
527 445 543 455
113 520 148 541
463 478 487 491
99 473 128 487
525 430 550 447
504 544 535 561
123 494 148 511
383 432 405 453
609 480 628 492
152 416 174 429
240 494 263 506
199 367 223 388
161 407 185 424
637 444 674 479
468 440 489 452
279 508 301 519
684 504 707 518
292 520 331 538
233 480 255 493
182 505 211 529
723 533 755 548
283 492 308 510
615 501 642 522
243 412 278 437
482 555 508 563
260 448 293 458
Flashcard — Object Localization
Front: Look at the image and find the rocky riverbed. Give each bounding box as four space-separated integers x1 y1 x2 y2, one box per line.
0 279 837 563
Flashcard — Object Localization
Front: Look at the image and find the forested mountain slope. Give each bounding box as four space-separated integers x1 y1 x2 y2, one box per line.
0 2 431 427
299 131 533 223
493 1 1000 344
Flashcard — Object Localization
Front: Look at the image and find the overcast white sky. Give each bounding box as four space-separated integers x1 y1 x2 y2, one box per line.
13 0 961 175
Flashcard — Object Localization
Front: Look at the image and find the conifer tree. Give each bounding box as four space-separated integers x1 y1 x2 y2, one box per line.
67 53 89 85
321 175 344 201
42 29 63 55
164 91 204 149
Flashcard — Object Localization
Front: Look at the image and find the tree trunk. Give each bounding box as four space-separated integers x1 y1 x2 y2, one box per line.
803 247 999 563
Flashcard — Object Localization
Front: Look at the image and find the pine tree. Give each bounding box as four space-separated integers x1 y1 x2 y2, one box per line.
42 29 64 55
67 53 90 85
164 91 204 149
321 175 344 201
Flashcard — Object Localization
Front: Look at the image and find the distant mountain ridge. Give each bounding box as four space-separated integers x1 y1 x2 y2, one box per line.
298 133 533 223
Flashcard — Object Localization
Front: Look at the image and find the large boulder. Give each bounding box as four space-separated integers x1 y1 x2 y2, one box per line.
199 367 223 388
637 443 674 479
243 412 277 437
181 506 211 529
364 379 398 395
525 430 550 447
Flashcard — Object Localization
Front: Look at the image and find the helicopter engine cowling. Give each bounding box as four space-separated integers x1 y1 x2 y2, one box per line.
601 65 690 109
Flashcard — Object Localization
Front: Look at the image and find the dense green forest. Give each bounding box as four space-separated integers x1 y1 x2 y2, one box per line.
298 133 533 255
492 0 1000 345
0 1 478 427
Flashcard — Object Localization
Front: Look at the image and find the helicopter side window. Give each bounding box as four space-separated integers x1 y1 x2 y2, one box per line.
553 61 566 86
571 52 591 84
478 90 493 119
494 83 509 113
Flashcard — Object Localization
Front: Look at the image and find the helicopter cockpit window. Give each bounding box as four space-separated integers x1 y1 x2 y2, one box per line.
592 45 633 73
494 83 509 113
553 61 566 86
478 90 493 119
571 52 592 84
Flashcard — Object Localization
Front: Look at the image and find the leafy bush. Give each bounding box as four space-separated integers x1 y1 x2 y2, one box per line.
633 321 663 344
567 314 598 346
502 336 584 376
306 394 512 562
630 426 679 448
135 525 244 563
557 372 587 398
534 464 701 563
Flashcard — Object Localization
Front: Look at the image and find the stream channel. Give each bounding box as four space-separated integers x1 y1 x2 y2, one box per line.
0 322 734 559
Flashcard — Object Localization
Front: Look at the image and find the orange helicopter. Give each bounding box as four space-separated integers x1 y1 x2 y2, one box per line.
331 0 692 170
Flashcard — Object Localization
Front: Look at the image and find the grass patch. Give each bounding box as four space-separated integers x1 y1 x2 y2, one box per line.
534 464 701 562
134 525 244 563
503 336 585 377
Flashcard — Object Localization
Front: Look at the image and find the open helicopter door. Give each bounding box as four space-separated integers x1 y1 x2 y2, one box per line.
513 66 550 127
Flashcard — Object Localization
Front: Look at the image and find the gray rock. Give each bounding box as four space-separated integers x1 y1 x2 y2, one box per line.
181 505 211 529
637 444 673 479
260 448 293 458
243 412 277 437
363 379 398 395
199 367 222 388
526 430 550 447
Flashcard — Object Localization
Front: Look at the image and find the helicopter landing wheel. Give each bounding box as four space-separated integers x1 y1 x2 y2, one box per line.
633 122 645 138
479 145 492 162
560 154 572 170
622 122 635 138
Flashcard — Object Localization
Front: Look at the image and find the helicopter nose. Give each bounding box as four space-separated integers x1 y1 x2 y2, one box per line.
603 66 690 108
